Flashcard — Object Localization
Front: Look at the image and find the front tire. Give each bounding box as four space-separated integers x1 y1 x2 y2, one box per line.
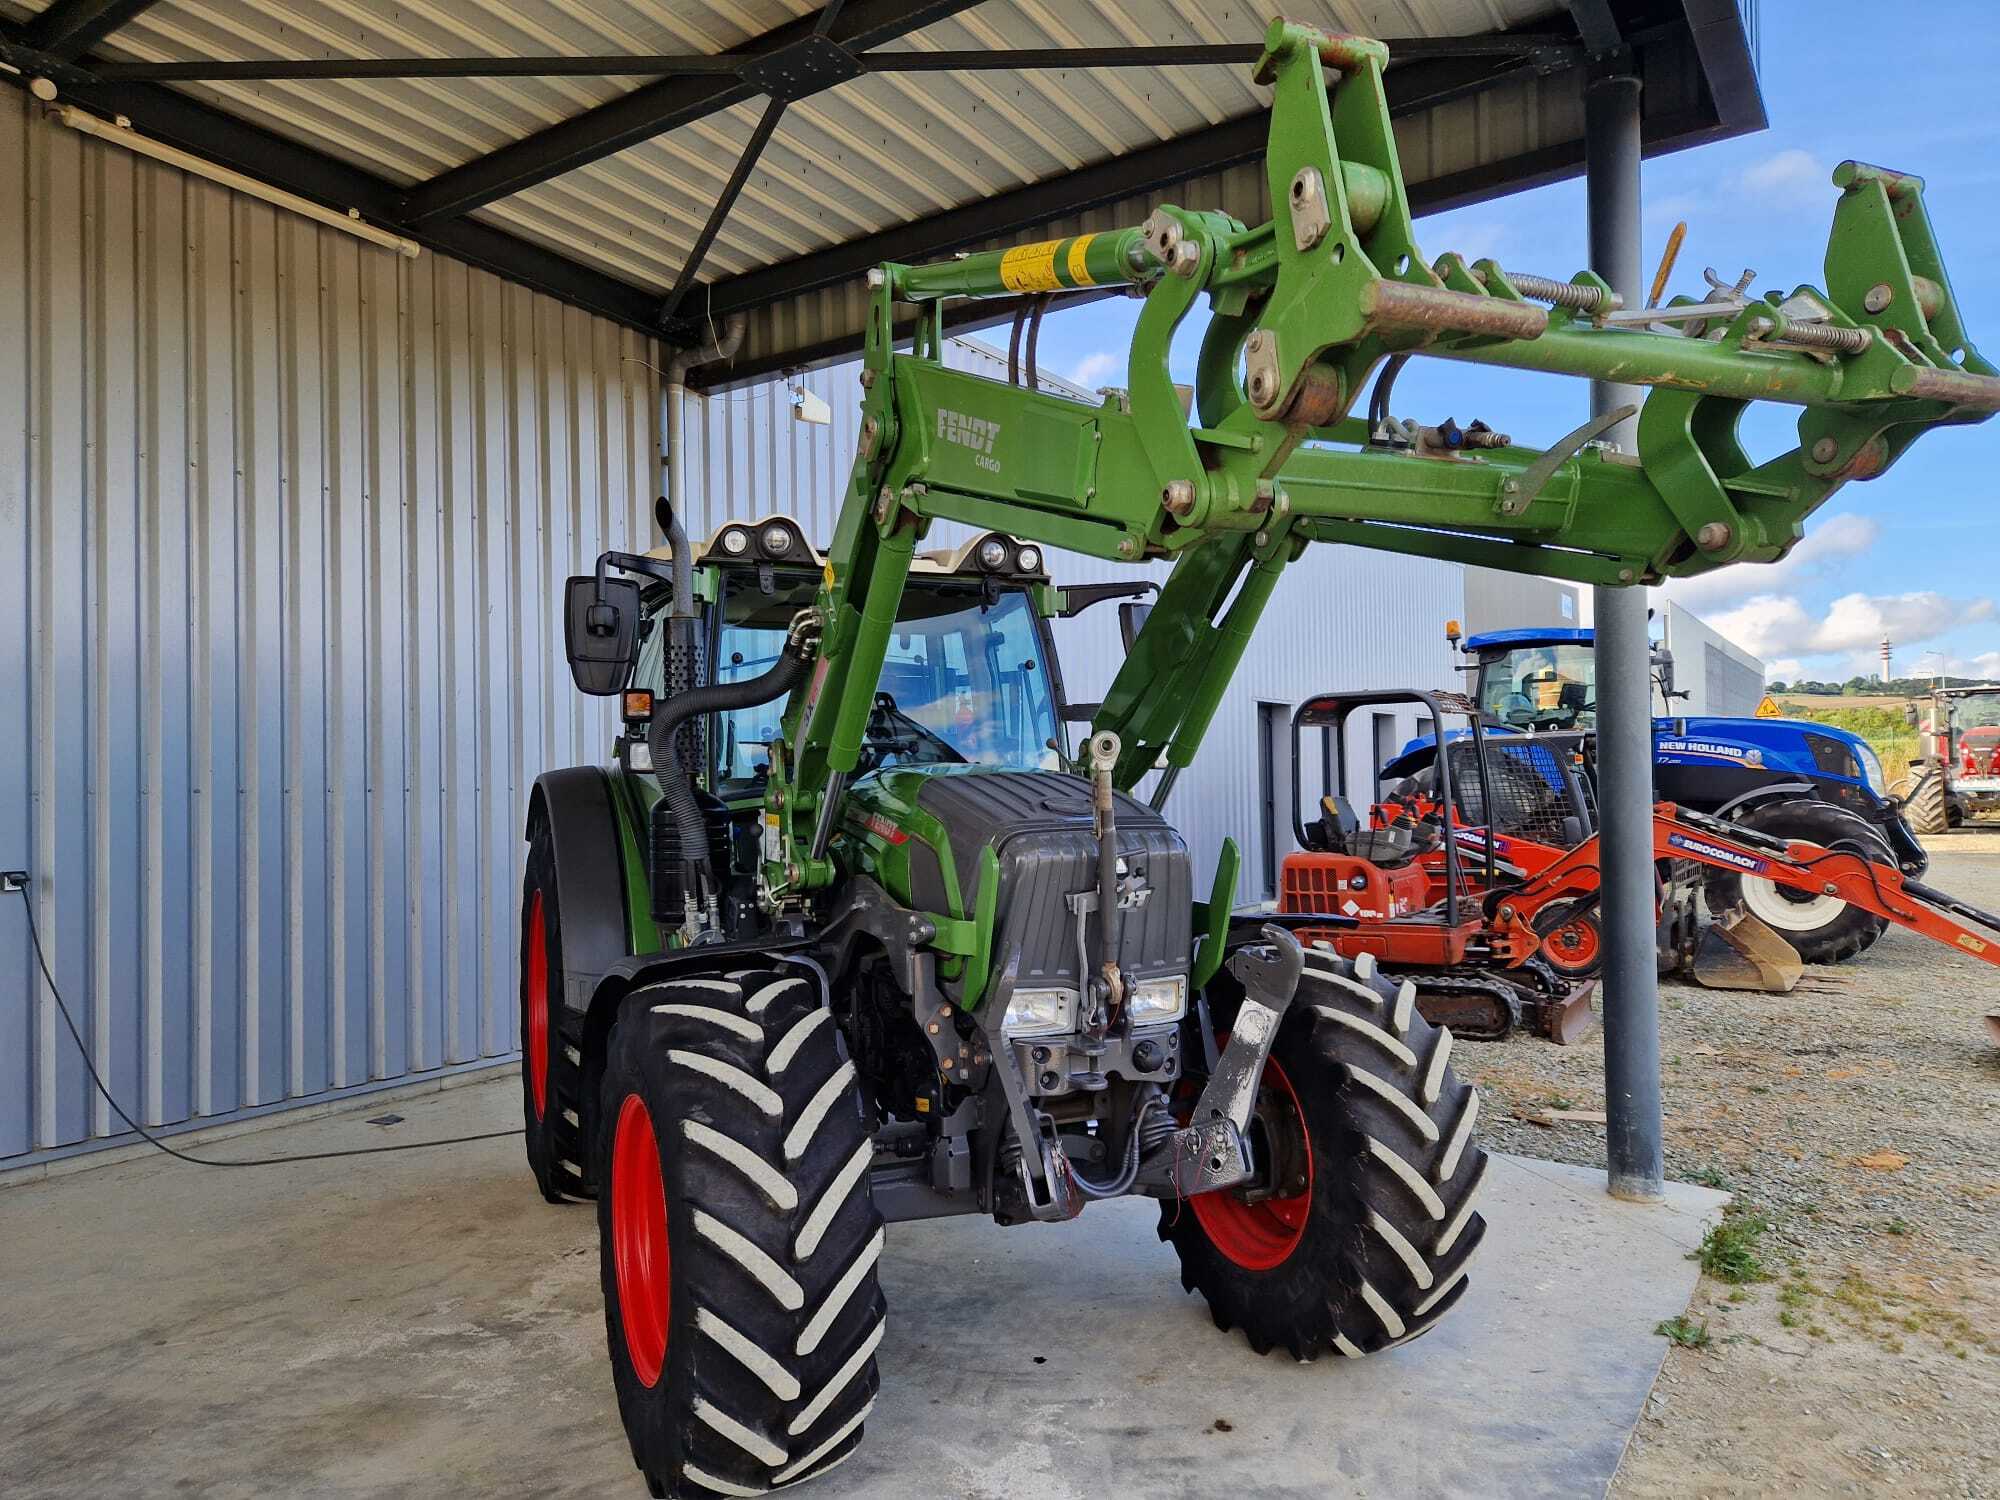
1704 799 1893 964
520 814 586 1203
597 968 886 1499
1163 949 1487 1359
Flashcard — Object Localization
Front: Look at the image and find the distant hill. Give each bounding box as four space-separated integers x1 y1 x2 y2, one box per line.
1770 675 1997 698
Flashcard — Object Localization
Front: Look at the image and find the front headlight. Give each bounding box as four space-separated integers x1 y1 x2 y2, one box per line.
1855 740 1886 796
1125 974 1188 1027
1001 987 1075 1037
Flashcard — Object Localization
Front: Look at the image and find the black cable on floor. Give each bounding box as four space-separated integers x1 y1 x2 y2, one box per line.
13 886 524 1168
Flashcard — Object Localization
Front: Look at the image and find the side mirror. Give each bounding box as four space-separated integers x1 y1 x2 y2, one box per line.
564 575 641 695
1903 702 1920 727
1118 600 1152 653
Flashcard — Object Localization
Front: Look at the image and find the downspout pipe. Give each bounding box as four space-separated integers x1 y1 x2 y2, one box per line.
661 311 747 616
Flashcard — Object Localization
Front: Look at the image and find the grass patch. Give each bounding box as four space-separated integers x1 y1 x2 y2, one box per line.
1685 1164 1732 1191
1655 1315 1712 1350
1883 1217 1911 1236
1692 1206 1772 1285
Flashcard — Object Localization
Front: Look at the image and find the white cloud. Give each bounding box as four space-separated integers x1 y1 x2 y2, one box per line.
1939 650 2000 680
1663 512 1879 616
1737 148 1829 205
1068 351 1120 389
1705 588 1994 669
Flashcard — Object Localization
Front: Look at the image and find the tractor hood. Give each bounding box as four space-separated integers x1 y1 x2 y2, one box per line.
836 765 1193 1011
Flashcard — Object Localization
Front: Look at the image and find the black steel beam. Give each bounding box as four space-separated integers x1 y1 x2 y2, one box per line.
1676 0 1766 133
688 49 1537 331
90 54 745 82
83 35 1581 85
397 0 987 227
864 37 1576 70
659 96 789 325
0 50 662 332
21 0 162 62
1565 0 1624 54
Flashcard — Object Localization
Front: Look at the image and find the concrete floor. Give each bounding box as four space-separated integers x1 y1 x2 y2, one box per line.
0 1074 1723 1500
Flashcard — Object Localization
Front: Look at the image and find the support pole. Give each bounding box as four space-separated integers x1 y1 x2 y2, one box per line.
1585 66 1665 1203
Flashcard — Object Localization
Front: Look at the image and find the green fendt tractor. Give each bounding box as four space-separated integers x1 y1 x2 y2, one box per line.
519 22 1996 1497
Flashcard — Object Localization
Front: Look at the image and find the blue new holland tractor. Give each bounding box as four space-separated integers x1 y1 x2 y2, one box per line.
1440 627 1928 964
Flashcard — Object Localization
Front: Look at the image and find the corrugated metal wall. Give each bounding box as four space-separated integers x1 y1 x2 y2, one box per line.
0 93 661 1162
678 337 1465 907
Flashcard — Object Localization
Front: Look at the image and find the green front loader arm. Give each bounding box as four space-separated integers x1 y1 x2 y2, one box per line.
772 18 1998 878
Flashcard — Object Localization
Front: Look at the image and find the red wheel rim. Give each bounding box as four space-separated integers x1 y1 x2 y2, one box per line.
611 1093 672 1388
525 891 550 1120
1190 1052 1313 1272
1546 914 1601 973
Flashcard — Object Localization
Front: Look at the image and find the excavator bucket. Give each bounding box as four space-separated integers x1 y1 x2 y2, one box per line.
1690 908 1804 992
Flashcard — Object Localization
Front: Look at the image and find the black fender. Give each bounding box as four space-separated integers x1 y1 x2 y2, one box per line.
1703 778 1816 822
526 767 635 1021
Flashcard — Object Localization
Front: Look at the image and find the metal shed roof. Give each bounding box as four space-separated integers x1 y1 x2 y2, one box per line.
0 1 1761 383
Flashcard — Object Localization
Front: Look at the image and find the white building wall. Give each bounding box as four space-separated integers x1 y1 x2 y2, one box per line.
1657 600 1765 716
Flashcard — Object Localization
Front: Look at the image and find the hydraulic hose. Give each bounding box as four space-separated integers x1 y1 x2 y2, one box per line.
1067 1091 1161 1200
650 612 817 901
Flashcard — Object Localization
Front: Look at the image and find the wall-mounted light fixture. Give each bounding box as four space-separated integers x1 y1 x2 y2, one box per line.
791 385 831 426
56 105 421 259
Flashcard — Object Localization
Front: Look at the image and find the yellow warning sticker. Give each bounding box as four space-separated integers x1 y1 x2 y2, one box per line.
1065 233 1098 286
1755 694 1782 718
1000 240 1064 293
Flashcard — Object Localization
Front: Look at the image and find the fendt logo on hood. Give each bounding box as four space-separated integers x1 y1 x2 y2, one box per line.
937 408 1001 469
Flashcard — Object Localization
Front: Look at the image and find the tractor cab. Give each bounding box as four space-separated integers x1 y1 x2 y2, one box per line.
1459 625 1688 732
1467 627 1603 731
623 516 1063 793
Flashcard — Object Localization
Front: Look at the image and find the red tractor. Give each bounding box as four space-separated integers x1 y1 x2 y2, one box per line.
1904 684 2000 831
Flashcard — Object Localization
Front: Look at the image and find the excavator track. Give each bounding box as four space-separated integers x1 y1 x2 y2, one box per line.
1388 957 1594 1045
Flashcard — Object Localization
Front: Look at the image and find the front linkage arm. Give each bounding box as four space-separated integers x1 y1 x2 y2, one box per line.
772 18 1996 887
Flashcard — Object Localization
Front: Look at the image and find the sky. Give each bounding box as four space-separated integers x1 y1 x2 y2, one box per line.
1022 0 2000 687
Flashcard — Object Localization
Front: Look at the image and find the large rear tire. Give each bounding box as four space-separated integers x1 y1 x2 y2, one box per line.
597 968 886 1499
1906 767 1950 836
1703 799 1894 964
1162 949 1487 1359
520 815 587 1203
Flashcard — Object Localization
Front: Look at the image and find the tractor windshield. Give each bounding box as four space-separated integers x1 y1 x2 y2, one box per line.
709 584 1060 784
1953 692 2000 730
1476 643 1598 731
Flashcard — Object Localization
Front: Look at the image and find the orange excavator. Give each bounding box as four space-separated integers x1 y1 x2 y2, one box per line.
1275 690 2000 1045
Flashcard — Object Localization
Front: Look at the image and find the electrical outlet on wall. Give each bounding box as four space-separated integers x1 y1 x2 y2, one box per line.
1 871 29 893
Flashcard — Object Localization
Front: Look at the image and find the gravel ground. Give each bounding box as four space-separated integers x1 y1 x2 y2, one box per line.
1461 826 2000 1499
